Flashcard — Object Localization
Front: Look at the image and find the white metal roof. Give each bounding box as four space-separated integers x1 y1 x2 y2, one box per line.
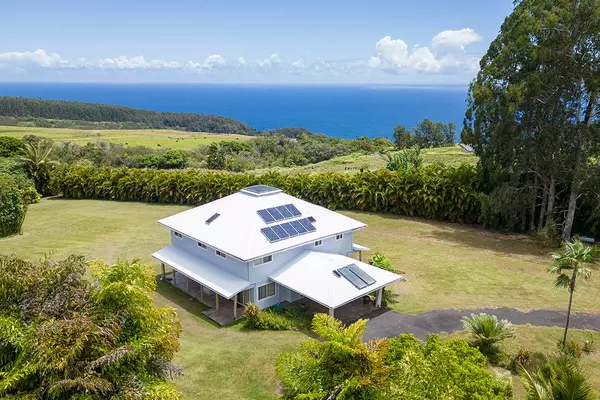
157 189 366 262
152 245 253 299
269 251 402 309
352 243 371 252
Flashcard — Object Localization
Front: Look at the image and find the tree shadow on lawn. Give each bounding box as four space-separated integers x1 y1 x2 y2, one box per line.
362 211 553 258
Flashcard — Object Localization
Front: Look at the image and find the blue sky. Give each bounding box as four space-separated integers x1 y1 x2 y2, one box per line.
0 0 514 84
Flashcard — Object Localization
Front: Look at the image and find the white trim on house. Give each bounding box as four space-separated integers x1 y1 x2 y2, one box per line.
152 245 252 299
269 251 402 309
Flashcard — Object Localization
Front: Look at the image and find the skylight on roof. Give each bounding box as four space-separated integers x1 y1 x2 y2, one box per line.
335 264 376 289
205 213 220 224
241 185 282 196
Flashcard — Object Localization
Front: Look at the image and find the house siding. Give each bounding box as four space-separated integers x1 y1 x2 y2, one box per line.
170 231 249 280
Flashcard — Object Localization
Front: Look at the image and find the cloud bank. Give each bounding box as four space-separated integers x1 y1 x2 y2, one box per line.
0 29 483 81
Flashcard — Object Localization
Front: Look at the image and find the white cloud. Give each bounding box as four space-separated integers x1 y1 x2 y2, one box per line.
0 49 68 68
237 57 246 65
368 29 482 74
97 55 180 70
431 28 482 50
202 54 226 69
256 53 282 68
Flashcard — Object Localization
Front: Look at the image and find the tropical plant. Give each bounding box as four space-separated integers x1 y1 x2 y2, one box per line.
0 173 27 238
0 255 182 399
382 145 423 171
461 313 516 352
519 355 596 400
19 140 57 194
49 163 483 224
549 240 599 345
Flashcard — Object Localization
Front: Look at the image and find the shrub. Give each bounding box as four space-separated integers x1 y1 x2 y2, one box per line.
0 173 27 238
492 369 513 399
461 313 516 352
0 136 24 157
369 251 399 306
50 164 483 224
557 340 583 359
243 303 294 330
243 303 261 328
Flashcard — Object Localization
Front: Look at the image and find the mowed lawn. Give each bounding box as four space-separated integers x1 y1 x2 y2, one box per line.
0 126 251 150
1 199 599 398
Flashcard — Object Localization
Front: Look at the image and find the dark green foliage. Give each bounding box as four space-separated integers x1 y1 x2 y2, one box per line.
382 146 422 171
141 149 188 169
244 303 312 330
0 136 24 157
393 120 455 149
368 252 398 306
49 163 482 223
0 173 27 238
0 96 255 134
0 255 182 399
206 143 227 170
265 127 318 138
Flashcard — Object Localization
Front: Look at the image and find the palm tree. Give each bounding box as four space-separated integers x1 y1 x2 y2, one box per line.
550 240 599 345
461 313 516 352
519 355 595 400
19 141 56 193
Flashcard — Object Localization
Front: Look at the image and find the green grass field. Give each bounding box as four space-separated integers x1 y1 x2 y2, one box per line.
0 199 598 398
255 146 477 174
0 126 251 150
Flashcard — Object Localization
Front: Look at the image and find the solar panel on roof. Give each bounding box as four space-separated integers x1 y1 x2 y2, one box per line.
280 222 298 237
271 224 290 239
257 209 276 223
298 218 316 232
337 266 368 289
261 227 280 242
285 204 301 216
266 207 284 221
348 264 376 286
276 205 293 218
289 220 307 234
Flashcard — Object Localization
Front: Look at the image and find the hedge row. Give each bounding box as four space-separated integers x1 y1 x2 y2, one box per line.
49 164 482 223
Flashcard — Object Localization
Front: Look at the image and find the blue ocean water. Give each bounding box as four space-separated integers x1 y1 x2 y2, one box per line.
0 83 468 139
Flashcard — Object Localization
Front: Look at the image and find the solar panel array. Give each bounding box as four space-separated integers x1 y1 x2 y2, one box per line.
261 217 316 242
336 264 376 289
257 204 301 223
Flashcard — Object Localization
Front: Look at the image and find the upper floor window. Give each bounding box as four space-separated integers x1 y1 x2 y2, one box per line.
314 240 323 247
253 255 273 267
173 231 183 239
335 233 343 240
215 249 227 259
197 241 207 250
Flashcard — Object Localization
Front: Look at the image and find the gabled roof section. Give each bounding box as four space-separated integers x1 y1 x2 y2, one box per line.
157 188 366 261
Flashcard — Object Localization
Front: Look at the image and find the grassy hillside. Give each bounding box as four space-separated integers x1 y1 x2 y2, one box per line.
256 146 477 174
0 125 251 149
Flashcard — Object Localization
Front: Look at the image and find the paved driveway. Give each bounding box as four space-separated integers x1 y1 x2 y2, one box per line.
363 307 600 341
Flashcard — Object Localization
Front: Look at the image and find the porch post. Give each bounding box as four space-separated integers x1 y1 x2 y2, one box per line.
200 285 204 302
375 288 383 308
359 250 362 262
233 294 238 320
173 270 177 286
215 293 219 311
161 263 166 280
328 308 335 317
185 276 190 293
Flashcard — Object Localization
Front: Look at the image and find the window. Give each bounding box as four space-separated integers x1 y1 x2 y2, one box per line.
253 255 273 267
215 249 227 259
335 233 343 240
197 241 207 250
314 240 323 247
173 231 183 239
258 282 276 300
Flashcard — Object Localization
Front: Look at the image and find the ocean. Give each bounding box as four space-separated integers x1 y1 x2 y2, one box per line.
0 83 468 140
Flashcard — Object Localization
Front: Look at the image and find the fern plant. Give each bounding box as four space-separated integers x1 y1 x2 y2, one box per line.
461 313 516 351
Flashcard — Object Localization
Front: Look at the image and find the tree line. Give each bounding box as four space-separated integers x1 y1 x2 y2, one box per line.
0 96 255 134
463 0 600 240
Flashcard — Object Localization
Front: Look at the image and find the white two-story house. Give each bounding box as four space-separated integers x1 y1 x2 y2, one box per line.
152 185 401 321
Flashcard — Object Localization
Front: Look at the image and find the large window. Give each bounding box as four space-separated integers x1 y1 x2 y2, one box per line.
258 282 276 300
253 255 273 268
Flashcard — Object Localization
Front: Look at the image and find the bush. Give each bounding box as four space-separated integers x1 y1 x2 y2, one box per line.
0 136 24 157
461 313 516 353
244 303 311 330
557 340 583 359
50 164 483 223
510 348 533 372
369 252 399 306
0 173 27 238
